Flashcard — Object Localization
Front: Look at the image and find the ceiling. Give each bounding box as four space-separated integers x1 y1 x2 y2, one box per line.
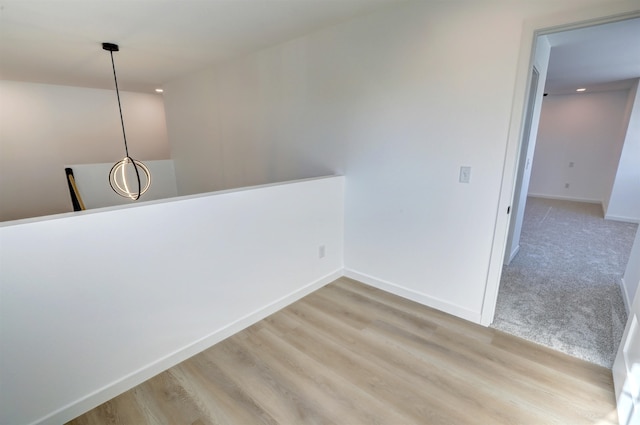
0 0 406 93
0 1 638 95
544 17 640 95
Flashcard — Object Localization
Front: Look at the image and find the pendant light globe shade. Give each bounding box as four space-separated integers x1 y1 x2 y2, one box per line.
103 42 151 201
109 157 151 200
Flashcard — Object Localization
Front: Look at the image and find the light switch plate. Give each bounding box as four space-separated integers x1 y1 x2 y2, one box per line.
459 166 471 183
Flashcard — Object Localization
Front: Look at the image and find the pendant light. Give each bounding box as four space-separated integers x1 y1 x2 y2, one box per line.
103 42 151 200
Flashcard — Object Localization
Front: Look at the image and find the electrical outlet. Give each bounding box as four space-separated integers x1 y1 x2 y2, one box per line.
459 166 471 183
319 245 325 259
565 183 570 189
569 162 574 168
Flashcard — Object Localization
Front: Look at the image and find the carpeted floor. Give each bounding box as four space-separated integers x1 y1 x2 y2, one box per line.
492 197 638 368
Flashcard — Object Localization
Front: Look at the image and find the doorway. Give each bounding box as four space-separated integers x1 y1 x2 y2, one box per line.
492 17 640 368
493 196 636 367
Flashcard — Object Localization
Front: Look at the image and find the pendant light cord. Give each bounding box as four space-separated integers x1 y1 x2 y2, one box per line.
108 50 130 158
103 42 148 200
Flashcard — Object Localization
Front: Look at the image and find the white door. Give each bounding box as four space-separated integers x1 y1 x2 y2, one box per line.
613 286 640 424
504 66 539 265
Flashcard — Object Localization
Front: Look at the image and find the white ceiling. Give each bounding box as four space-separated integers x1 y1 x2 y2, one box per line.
0 0 406 93
544 17 640 95
0 1 638 95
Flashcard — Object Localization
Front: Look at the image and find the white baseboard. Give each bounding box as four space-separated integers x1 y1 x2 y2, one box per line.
43 267 486 424
604 214 640 224
343 269 481 324
527 193 639 223
620 277 631 315
527 193 603 205
506 244 520 266
37 269 343 425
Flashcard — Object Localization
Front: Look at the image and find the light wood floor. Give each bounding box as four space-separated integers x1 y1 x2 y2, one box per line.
68 278 618 425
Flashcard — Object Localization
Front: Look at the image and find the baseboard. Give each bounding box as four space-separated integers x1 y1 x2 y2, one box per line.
36 269 343 425
343 269 481 324
528 193 603 205
506 244 520 266
604 214 640 224
619 277 631 315
527 193 639 223
39 267 484 424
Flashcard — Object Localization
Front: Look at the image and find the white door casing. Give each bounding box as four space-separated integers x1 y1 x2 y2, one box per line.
614 287 640 425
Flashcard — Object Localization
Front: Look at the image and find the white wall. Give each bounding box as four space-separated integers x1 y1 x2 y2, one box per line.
164 47 346 196
165 0 639 323
0 176 345 425
607 79 640 223
528 89 630 204
165 1 519 322
0 80 170 222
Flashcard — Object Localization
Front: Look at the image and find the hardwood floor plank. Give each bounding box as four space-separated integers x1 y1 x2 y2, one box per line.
336 280 613 423
67 278 617 425
169 359 271 425
69 391 147 425
267 311 452 424
210 336 328 425
133 370 211 425
301 292 589 425
249 325 413 425
290 299 520 425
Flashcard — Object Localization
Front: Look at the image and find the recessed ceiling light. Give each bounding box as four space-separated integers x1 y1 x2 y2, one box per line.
576 88 586 92
155 88 164 93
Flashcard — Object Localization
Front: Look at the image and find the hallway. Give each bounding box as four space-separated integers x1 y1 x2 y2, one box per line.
492 197 638 367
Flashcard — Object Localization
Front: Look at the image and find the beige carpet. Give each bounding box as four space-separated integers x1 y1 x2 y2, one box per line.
492 197 637 368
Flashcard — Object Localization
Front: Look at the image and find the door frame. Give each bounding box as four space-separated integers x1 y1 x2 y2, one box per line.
503 65 540 266
480 7 640 327
614 284 640 424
